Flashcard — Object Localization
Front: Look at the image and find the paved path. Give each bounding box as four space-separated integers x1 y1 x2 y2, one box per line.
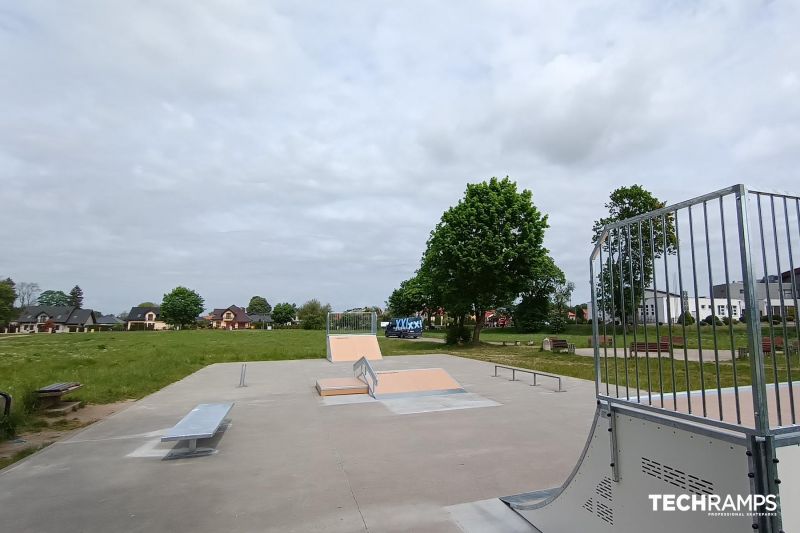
575 347 739 362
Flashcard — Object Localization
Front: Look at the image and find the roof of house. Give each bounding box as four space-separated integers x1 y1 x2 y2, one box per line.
247 313 272 323
210 305 250 322
127 306 161 321
96 314 123 325
16 306 95 325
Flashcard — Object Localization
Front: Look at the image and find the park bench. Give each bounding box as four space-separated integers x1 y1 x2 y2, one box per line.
762 337 784 355
551 339 570 353
661 336 685 348
161 402 234 458
35 382 82 411
630 341 671 354
588 336 614 347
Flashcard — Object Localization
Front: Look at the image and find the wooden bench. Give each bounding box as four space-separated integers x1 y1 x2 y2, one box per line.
762 337 784 355
589 336 614 347
161 403 234 458
661 336 685 348
551 339 569 353
35 382 82 410
630 341 671 354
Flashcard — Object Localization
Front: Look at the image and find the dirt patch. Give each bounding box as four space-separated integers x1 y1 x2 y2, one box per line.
0 400 136 462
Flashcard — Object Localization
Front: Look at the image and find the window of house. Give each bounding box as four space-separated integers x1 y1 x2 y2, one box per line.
718 305 726 315
225 312 233 320
37 314 47 323
146 313 155 321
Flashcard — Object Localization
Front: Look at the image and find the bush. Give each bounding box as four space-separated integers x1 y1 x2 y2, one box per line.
703 315 723 327
548 313 567 334
722 317 732 326
677 312 695 326
445 325 472 345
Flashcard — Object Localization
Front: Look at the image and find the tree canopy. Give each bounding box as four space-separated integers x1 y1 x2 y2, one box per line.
160 287 204 329
271 302 296 325
387 274 430 317
247 296 272 315
0 278 17 326
16 282 39 308
420 177 550 343
38 290 70 307
68 285 84 307
297 299 331 330
592 185 675 322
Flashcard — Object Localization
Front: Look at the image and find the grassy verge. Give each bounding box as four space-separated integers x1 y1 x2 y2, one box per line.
422 323 799 350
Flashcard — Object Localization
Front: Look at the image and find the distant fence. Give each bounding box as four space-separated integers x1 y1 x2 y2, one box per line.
326 312 377 336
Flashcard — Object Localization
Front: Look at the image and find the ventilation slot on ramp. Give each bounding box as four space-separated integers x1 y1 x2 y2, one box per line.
641 457 714 495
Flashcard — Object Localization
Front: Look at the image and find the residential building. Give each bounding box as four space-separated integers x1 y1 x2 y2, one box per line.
712 280 796 317
209 305 251 329
247 313 273 329
95 314 124 330
126 306 169 330
15 306 97 333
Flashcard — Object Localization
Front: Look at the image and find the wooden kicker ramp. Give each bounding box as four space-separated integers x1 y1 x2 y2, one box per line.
327 334 383 362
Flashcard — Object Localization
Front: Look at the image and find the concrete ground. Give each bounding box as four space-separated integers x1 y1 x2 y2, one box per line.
0 354 596 533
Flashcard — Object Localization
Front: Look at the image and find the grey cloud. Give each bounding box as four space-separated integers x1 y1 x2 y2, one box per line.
1 1 799 312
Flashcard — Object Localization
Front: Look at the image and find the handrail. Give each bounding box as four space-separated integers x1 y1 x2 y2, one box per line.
353 357 379 397
493 365 564 392
0 390 11 417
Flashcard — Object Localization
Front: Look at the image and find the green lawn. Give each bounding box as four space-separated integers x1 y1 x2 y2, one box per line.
424 323 799 350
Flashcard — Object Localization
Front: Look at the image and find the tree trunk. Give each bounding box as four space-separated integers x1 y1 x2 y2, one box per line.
473 308 485 344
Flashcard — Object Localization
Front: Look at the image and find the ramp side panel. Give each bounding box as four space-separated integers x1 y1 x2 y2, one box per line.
777 442 800 529
327 335 383 362
315 377 369 397
510 406 752 532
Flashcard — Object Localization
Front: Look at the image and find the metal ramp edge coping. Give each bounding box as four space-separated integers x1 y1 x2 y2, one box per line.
500 405 602 512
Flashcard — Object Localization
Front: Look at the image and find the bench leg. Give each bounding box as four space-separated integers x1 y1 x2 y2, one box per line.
189 439 197 452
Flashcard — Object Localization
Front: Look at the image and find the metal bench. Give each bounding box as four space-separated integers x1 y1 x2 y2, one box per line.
161 403 234 459
35 382 82 410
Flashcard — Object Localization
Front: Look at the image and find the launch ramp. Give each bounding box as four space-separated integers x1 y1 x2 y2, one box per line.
500 185 800 532
326 311 382 362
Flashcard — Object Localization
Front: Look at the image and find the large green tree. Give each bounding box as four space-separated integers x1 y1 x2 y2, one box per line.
160 287 204 329
38 290 70 306
247 296 272 315
420 177 550 343
297 299 331 330
0 278 17 326
68 285 84 307
387 274 430 318
514 255 565 332
591 185 676 323
271 302 296 325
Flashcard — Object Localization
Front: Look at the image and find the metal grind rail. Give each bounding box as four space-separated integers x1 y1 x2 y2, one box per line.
493 365 564 392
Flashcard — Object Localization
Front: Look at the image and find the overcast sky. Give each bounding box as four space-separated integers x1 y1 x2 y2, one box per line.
1 1 799 314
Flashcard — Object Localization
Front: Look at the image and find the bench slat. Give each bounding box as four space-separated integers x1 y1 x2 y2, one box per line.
162 403 234 442
36 382 82 394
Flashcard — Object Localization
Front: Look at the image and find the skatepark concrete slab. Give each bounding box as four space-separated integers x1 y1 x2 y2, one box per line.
0 354 596 533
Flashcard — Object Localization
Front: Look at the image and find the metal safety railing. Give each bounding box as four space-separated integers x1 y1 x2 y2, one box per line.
353 356 379 396
590 184 800 438
327 312 377 336
493 365 564 392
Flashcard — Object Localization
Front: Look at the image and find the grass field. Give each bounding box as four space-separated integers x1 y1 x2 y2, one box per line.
2 328 798 442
